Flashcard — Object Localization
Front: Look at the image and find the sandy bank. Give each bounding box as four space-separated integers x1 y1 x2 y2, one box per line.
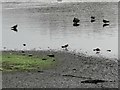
2 50 118 88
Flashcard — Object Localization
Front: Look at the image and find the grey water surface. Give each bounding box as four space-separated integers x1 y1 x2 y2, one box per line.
2 2 118 58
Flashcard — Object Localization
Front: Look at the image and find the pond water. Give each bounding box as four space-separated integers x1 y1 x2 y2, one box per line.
2 2 118 58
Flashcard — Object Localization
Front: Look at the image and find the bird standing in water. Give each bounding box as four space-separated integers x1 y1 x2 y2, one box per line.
73 17 80 27
93 48 101 54
73 17 80 23
11 24 18 32
103 19 110 27
23 44 26 46
61 44 69 51
61 44 69 48
103 19 110 23
91 16 95 23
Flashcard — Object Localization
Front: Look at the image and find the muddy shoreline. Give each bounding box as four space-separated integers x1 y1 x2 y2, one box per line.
2 50 118 88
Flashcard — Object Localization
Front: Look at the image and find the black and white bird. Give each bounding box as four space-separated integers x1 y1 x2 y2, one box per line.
107 49 112 52
103 19 110 23
61 44 69 48
93 48 101 54
73 17 80 23
103 19 110 27
91 16 95 23
11 24 18 32
61 44 69 51
23 44 26 46
93 48 101 51
73 17 80 27
91 16 95 19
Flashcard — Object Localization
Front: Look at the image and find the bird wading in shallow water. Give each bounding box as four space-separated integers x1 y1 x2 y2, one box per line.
61 44 68 48
61 44 69 50
103 19 110 23
23 44 26 46
91 16 95 19
91 16 95 23
11 24 18 32
73 17 80 27
93 48 101 54
93 48 100 51
73 17 80 23
103 19 110 27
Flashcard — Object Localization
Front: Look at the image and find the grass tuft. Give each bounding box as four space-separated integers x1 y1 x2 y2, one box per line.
1 52 57 72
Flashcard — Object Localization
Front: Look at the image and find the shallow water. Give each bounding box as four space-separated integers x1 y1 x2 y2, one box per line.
2 2 118 58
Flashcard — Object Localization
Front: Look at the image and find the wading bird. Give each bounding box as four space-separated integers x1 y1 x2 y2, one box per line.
23 44 26 46
107 50 111 52
61 44 69 51
73 17 80 23
93 48 100 51
61 44 69 49
73 17 80 27
103 19 110 23
91 16 95 23
93 48 101 54
91 16 95 19
11 24 18 32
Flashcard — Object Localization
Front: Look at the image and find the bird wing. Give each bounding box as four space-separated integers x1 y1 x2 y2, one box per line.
11 25 17 28
73 18 80 22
